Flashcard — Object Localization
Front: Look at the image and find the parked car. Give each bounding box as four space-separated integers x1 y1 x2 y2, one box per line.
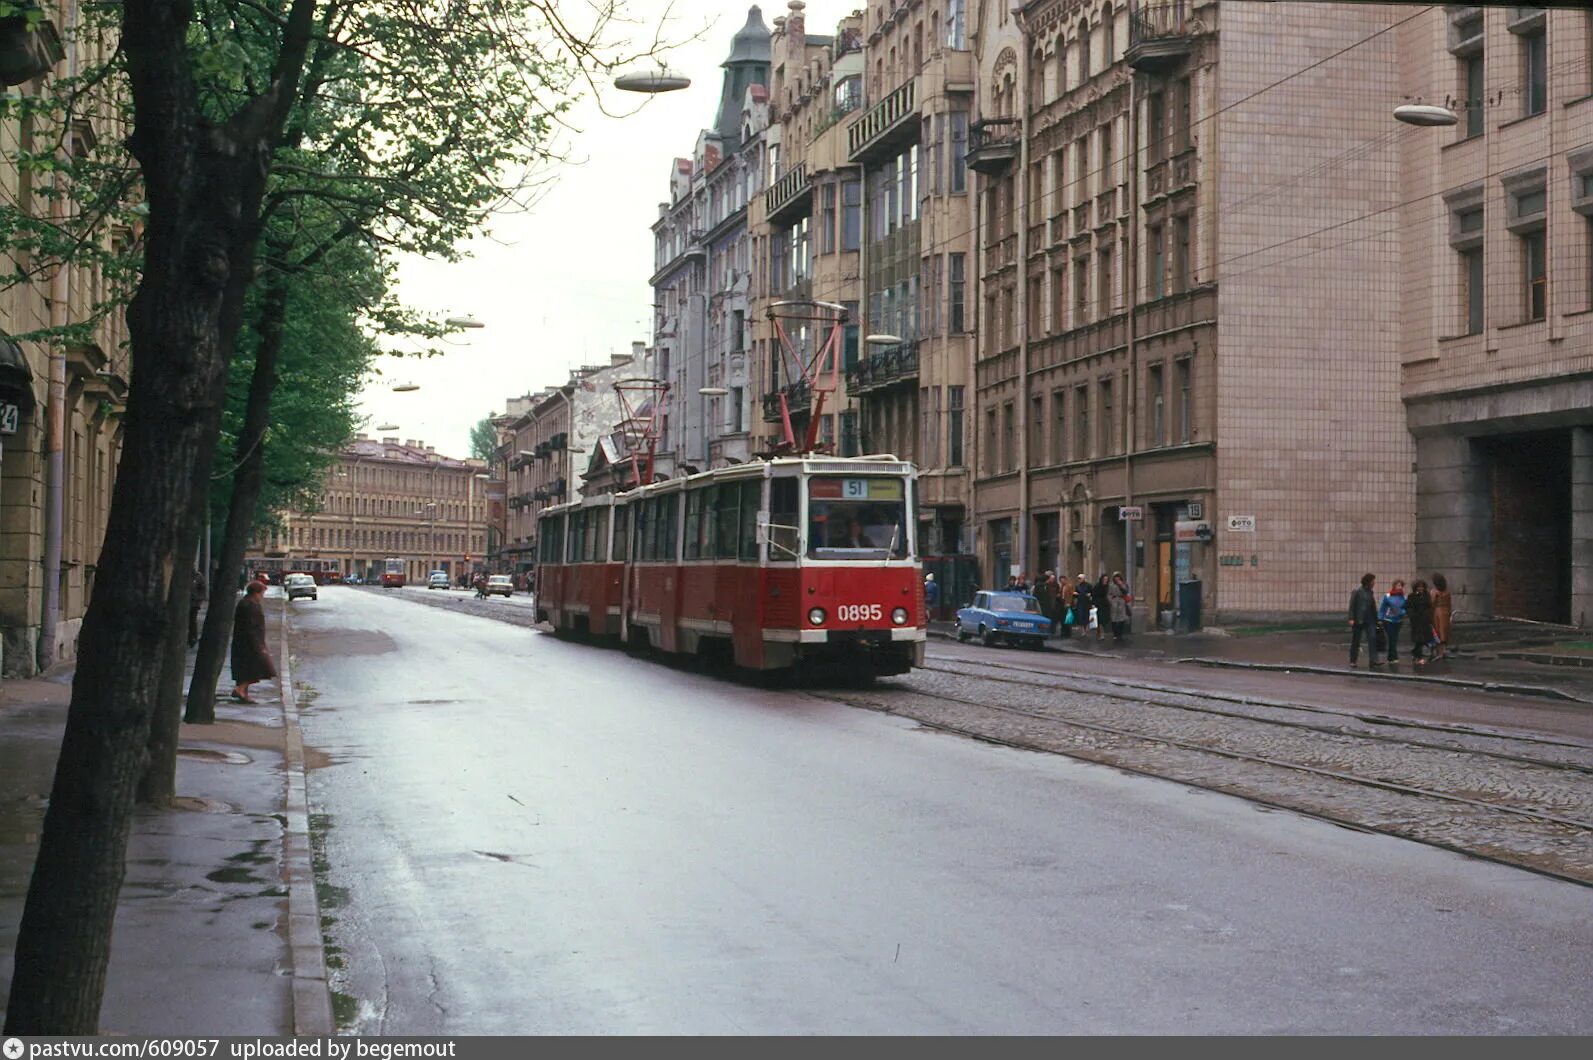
427 571 450 590
485 574 514 598
284 573 318 601
955 590 1048 648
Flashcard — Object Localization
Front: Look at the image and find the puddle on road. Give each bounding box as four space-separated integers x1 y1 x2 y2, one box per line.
294 629 397 658
177 747 252 766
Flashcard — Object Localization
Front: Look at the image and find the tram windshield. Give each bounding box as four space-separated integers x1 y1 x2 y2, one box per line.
807 477 909 559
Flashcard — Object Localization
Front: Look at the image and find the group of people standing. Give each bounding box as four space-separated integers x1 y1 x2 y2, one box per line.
1017 570 1133 643
1348 572 1453 668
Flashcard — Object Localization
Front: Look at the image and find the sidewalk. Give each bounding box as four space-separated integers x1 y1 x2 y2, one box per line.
0 597 322 1034
927 616 1593 704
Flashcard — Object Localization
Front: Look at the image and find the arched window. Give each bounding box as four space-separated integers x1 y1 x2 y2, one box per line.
1102 5 1115 66
1078 19 1091 86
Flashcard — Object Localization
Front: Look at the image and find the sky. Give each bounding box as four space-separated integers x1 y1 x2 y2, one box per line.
355 0 858 459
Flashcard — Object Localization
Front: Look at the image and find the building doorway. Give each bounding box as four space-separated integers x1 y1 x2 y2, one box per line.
1033 512 1059 580
1485 431 1571 624
1099 507 1125 579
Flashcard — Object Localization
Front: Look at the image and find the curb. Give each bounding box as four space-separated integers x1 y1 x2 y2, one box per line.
928 628 1590 704
276 603 335 1036
1178 656 1590 704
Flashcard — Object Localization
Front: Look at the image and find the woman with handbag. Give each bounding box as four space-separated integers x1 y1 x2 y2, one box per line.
1406 580 1434 667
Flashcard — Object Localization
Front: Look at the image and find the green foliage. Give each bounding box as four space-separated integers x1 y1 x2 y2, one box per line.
469 416 497 461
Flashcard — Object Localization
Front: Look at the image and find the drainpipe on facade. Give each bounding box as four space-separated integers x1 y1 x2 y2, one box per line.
1014 10 1032 583
1124 69 1141 629
39 2 78 673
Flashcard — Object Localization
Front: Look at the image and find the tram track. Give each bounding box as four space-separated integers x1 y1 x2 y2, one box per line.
918 657 1593 772
827 667 1593 886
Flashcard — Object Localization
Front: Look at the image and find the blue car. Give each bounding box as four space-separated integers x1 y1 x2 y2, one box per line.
955 591 1051 649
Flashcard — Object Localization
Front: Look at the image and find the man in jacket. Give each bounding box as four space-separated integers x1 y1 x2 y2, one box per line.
1034 571 1059 636
1348 572 1380 667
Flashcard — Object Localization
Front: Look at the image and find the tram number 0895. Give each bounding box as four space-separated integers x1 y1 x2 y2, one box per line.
837 604 883 623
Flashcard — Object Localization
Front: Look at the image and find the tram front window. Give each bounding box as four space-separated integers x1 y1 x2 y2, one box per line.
807 477 909 559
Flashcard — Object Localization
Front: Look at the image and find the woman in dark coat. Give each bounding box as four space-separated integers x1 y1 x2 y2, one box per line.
231 580 276 703
1406 579 1434 668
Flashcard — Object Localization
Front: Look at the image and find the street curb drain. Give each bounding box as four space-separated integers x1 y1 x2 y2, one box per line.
276 604 335 1036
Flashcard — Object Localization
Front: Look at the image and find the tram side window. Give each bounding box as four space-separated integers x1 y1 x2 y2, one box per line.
613 506 630 562
714 483 740 559
594 507 610 562
767 478 799 560
662 493 679 560
738 480 761 561
684 490 704 560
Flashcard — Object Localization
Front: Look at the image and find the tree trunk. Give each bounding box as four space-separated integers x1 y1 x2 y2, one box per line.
4 0 321 1033
185 277 290 725
138 461 208 805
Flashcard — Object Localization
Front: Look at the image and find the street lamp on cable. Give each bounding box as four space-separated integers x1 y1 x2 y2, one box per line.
1393 103 1458 127
613 66 690 93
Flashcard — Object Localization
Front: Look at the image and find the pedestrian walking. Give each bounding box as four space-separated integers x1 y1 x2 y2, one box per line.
1107 571 1132 642
1378 578 1408 665
230 580 276 704
188 565 208 648
1347 572 1380 667
923 572 940 617
1430 572 1453 660
1406 579 1434 668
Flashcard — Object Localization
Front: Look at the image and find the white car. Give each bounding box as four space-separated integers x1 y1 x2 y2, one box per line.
285 573 318 601
427 571 450 590
485 575 514 597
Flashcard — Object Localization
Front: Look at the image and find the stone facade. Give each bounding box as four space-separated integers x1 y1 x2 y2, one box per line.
250 439 488 586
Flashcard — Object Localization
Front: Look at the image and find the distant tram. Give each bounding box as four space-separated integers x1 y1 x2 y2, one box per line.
535 455 926 677
380 557 406 588
243 556 341 585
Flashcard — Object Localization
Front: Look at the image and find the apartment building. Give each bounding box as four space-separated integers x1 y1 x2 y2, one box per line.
252 438 489 586
651 7 770 476
845 0 980 569
1398 4 1593 627
971 0 1424 625
753 4 864 458
0 4 129 675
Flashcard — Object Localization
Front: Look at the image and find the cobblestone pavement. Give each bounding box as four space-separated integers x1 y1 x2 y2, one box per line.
830 665 1593 885
361 587 1593 884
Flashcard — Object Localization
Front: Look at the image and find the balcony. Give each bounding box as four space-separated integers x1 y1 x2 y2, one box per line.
847 78 917 162
761 380 813 423
534 441 551 459
844 342 919 395
765 162 811 223
964 117 1019 176
1126 1 1197 74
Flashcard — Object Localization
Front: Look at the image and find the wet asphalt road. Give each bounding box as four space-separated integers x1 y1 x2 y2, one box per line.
288 587 1593 1034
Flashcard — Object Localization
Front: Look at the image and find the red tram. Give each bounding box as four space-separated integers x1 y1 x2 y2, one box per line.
535 456 926 676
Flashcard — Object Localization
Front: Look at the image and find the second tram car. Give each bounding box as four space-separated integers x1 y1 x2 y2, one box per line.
536 456 925 676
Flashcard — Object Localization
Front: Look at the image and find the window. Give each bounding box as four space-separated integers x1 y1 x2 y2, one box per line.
731 386 744 434
1522 229 1546 321
985 407 998 474
1028 275 1043 337
1515 14 1547 117
767 478 799 560
1176 358 1192 443
842 179 861 250
947 0 967 50
1172 214 1191 293
948 386 965 467
834 76 862 115
714 484 740 559
1451 200 1485 335
1075 385 1090 458
821 184 837 254
1050 263 1065 333
1102 4 1114 65
949 112 969 193
1002 401 1016 471
1148 91 1167 162
1078 19 1091 86
1051 390 1067 464
1099 378 1114 456
1148 224 1165 300
1074 255 1089 324
1029 394 1044 463
1148 365 1165 447
1097 245 1114 315
1462 53 1484 139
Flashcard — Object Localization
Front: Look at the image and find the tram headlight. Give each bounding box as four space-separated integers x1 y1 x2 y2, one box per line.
891 607 909 625
808 607 826 625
